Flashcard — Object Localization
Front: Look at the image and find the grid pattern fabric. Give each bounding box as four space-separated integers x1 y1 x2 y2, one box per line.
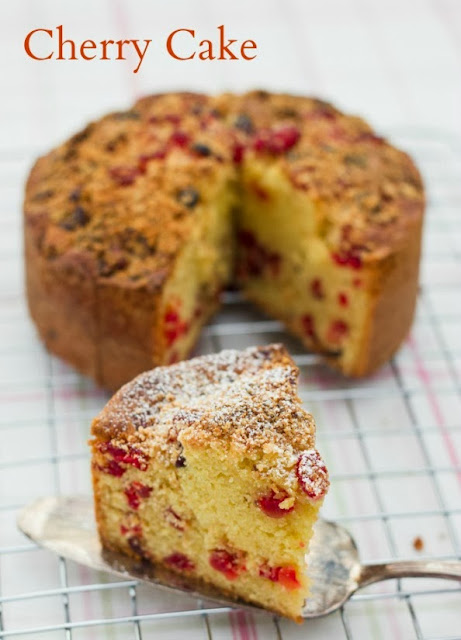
0 129 460 639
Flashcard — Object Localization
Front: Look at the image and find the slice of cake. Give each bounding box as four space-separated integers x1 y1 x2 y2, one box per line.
90 344 329 621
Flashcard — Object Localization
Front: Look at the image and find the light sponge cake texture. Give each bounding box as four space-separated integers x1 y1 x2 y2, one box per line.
90 344 329 622
24 91 425 389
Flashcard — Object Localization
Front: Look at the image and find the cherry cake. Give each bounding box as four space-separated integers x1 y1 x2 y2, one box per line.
24 91 424 389
90 344 329 621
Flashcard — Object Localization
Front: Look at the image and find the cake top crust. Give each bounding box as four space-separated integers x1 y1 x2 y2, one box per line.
221 91 424 260
25 90 424 289
91 344 328 497
24 92 234 290
92 343 312 447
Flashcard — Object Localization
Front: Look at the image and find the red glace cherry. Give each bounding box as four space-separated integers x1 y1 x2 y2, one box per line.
327 320 349 344
296 450 329 501
209 549 246 580
259 564 301 590
164 552 195 572
124 482 152 510
257 489 295 518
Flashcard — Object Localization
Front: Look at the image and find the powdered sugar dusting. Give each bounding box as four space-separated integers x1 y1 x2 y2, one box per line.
91 344 328 499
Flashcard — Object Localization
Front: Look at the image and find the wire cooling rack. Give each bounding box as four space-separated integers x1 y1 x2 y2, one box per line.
0 130 460 640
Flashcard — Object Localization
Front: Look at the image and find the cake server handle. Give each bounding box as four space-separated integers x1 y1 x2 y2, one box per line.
358 559 461 587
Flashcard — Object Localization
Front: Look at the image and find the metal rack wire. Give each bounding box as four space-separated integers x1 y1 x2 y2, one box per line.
0 129 460 639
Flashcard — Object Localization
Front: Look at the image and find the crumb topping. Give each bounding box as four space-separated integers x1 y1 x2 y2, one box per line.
25 91 424 287
91 344 329 498
220 91 424 260
24 92 235 288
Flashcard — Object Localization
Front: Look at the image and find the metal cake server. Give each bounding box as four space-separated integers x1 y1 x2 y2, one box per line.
17 496 461 619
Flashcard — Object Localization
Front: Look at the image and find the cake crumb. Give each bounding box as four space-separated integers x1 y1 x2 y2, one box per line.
413 536 424 552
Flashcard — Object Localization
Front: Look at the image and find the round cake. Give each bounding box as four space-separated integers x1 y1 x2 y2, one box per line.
24 91 425 389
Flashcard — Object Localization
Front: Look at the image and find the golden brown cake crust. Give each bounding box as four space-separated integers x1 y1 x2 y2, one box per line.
24 91 425 387
349 211 423 376
92 344 312 450
24 92 232 287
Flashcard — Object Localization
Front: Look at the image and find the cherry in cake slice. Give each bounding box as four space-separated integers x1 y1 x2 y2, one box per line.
90 344 329 621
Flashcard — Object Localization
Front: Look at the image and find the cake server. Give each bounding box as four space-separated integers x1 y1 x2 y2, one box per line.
17 495 461 619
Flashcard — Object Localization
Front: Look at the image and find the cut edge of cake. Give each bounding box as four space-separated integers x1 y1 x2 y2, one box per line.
236 154 423 376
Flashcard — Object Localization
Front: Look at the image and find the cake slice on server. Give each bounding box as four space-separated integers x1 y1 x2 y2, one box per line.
90 344 329 622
